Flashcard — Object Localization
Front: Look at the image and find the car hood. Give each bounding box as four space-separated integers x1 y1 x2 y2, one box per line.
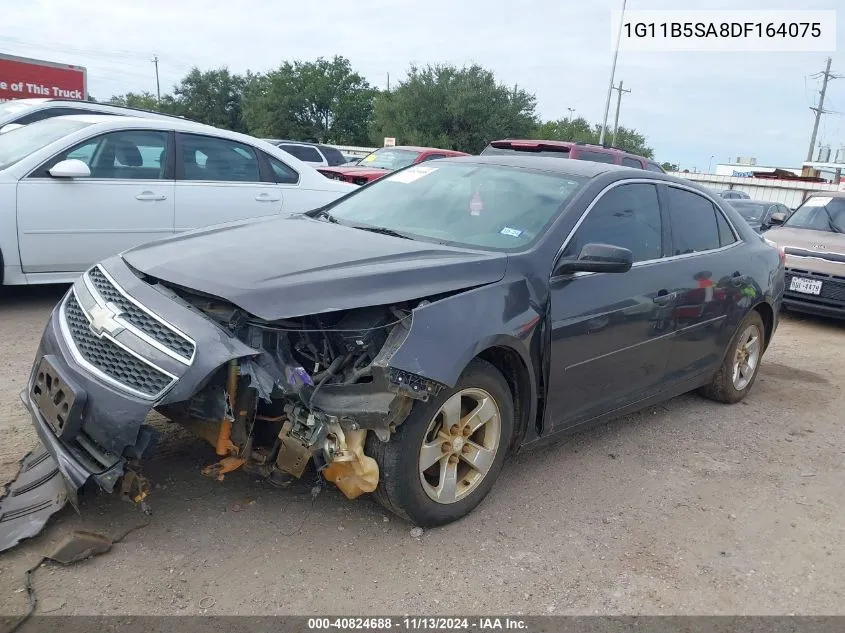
121 214 508 321
765 226 845 274
322 166 391 178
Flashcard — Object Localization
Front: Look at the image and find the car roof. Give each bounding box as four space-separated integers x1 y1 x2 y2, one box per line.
47 113 259 140
729 199 775 205
441 154 629 176
487 138 650 159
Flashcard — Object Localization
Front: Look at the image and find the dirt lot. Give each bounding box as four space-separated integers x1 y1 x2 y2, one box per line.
0 285 843 616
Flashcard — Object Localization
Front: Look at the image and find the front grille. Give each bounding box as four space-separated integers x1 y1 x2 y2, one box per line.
784 268 845 306
87 267 195 361
64 293 174 398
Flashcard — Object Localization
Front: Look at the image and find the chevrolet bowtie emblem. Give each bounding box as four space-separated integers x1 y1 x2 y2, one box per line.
88 302 125 337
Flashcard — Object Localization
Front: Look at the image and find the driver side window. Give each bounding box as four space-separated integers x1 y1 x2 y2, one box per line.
564 183 663 263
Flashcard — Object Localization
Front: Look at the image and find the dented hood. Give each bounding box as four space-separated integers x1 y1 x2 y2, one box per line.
121 214 508 320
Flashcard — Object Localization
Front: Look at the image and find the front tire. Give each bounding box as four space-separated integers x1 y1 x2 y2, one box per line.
699 310 765 403
366 359 514 527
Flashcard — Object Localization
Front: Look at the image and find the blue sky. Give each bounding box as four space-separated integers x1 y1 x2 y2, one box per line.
3 0 843 170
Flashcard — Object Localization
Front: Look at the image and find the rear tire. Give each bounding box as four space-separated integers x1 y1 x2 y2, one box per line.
366 359 514 527
699 310 765 404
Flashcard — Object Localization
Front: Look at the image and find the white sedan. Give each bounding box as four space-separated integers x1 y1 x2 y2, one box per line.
0 115 355 286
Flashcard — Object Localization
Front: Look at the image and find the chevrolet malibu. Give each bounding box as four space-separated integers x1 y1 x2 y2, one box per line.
1 157 785 548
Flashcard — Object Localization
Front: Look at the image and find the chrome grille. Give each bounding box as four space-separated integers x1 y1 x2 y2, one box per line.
87 267 195 361
63 293 174 398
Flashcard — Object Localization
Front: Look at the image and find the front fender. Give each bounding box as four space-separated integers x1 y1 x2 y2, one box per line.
387 279 541 389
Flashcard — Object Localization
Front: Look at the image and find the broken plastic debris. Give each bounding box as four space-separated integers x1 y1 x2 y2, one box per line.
46 531 113 565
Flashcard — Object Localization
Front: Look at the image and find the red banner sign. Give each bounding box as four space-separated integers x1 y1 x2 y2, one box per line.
0 54 87 102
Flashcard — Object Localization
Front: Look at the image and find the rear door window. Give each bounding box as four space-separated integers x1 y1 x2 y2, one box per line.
178 133 261 182
573 149 617 164
279 144 323 163
621 156 643 168
646 161 664 172
318 145 347 166
666 187 725 254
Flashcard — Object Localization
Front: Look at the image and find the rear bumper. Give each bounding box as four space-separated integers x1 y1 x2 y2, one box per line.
783 296 845 319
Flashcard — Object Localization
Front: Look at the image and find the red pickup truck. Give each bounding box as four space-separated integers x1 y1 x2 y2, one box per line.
318 145 469 185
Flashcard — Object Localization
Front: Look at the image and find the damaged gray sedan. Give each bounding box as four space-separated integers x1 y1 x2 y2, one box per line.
4 156 785 546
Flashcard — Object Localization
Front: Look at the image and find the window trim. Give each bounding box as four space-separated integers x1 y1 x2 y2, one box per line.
174 131 266 184
26 128 175 180
552 178 742 280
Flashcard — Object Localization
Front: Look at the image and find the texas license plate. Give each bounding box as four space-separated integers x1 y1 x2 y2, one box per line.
789 276 822 295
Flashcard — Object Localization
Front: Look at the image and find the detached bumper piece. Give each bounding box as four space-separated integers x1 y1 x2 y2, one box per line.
0 443 70 553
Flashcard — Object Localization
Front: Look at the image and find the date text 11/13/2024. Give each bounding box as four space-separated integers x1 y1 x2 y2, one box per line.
307 617 529 630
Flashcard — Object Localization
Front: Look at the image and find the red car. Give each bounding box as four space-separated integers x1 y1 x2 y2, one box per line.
481 139 664 173
318 145 469 185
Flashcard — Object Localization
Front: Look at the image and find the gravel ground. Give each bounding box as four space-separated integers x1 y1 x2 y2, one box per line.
0 285 843 616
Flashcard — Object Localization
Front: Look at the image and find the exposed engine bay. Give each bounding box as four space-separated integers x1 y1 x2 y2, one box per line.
154 284 444 500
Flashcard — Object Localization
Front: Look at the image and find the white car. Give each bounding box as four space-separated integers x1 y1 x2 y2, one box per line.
0 98 183 134
0 115 355 285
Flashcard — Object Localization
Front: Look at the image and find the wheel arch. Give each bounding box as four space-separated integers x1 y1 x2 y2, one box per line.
752 300 774 351
474 343 535 452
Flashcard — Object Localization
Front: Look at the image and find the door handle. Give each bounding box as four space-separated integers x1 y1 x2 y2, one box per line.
136 191 166 201
255 193 281 202
653 290 675 305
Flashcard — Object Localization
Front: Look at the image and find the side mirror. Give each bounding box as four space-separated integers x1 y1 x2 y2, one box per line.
48 159 91 179
769 212 787 226
554 243 634 276
0 123 24 135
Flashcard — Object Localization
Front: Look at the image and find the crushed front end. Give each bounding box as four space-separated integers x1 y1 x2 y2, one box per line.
2 257 443 549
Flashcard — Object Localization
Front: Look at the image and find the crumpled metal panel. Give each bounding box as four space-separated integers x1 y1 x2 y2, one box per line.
0 442 69 552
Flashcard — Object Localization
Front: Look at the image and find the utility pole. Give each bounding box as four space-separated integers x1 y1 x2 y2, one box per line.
806 57 840 162
600 0 627 146
152 55 161 103
387 72 390 92
610 80 631 146
566 107 575 123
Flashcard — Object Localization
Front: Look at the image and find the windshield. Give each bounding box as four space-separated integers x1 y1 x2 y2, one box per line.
783 197 845 233
0 118 93 170
320 162 587 251
358 148 421 170
729 202 769 221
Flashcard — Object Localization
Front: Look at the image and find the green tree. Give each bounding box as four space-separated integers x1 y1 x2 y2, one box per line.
661 162 679 172
108 91 164 111
168 67 249 131
530 117 654 158
370 64 537 153
243 56 374 144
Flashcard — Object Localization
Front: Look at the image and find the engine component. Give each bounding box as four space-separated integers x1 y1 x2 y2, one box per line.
329 307 394 357
275 420 313 478
322 429 379 499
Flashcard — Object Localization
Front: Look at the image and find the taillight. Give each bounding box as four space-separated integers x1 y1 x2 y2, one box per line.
763 237 786 265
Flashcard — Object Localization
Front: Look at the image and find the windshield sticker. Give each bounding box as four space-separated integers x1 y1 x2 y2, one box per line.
803 196 832 207
500 227 523 238
469 191 484 215
386 165 437 184
363 154 376 162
